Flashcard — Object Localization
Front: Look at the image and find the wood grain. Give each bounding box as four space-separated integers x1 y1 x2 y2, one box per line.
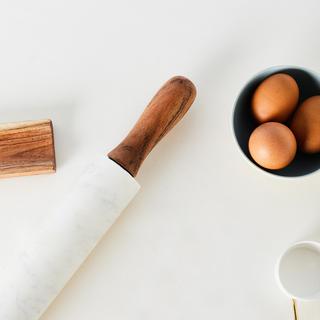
0 119 56 178
108 76 196 177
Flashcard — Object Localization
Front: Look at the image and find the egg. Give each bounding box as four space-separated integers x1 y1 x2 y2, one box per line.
291 95 320 154
252 73 299 123
248 122 297 170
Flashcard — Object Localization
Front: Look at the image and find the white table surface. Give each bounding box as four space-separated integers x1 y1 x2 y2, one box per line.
0 0 319 319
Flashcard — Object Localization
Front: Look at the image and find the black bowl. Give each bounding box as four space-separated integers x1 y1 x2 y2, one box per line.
233 66 320 177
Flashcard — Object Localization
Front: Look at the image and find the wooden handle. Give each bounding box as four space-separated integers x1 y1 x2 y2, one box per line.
0 119 56 178
108 76 196 177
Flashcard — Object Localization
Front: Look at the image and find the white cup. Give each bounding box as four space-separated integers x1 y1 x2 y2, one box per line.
276 241 320 301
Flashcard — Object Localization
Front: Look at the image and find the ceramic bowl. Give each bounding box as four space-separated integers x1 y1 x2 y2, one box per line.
233 66 320 177
276 241 320 301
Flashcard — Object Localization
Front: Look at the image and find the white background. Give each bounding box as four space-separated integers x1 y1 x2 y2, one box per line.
0 0 319 319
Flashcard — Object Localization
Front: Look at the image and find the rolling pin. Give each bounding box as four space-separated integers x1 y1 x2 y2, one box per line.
0 76 196 320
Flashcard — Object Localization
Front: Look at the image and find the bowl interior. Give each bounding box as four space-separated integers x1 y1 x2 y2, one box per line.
233 66 320 177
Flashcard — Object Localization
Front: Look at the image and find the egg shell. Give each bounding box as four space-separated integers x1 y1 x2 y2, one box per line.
248 122 297 170
252 73 299 123
291 95 320 154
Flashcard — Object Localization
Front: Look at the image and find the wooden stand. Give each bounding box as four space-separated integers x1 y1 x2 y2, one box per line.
0 119 56 178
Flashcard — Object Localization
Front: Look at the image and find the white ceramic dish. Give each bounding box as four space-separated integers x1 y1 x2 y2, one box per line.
276 241 320 301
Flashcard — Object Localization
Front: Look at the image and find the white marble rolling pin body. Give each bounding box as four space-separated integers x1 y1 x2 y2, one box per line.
0 159 140 320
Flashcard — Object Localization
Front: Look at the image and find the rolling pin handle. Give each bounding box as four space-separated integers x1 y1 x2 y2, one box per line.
108 76 196 177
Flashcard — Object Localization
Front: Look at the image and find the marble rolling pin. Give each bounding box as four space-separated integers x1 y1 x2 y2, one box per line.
0 76 196 320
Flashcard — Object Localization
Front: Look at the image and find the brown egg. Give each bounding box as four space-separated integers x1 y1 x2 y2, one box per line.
249 122 297 170
252 73 299 123
291 95 320 154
